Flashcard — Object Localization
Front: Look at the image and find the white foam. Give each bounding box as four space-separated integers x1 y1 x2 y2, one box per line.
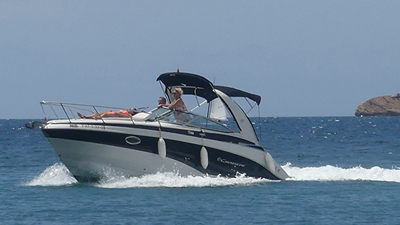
26 163 77 186
25 163 274 188
283 163 400 183
96 172 274 189
26 162 400 188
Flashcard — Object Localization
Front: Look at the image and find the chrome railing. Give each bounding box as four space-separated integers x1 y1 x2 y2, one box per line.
40 101 142 124
40 101 237 132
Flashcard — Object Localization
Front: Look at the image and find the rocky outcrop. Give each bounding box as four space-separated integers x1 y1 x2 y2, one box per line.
355 93 400 116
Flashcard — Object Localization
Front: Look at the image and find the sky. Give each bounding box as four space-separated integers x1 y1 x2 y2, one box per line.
1 1 399 119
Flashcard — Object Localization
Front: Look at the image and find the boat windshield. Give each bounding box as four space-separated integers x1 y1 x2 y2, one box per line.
146 107 235 133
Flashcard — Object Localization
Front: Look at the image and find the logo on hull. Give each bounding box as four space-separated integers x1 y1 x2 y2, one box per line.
217 157 246 167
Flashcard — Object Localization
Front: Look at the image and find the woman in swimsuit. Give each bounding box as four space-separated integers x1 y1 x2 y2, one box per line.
158 88 187 111
158 88 190 122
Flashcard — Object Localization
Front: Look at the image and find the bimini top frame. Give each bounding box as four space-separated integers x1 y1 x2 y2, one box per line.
156 72 261 105
157 72 217 103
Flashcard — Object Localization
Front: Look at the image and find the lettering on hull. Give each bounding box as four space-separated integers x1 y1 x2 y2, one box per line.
217 157 246 167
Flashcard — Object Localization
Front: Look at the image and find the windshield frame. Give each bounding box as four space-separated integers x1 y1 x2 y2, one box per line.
146 107 235 133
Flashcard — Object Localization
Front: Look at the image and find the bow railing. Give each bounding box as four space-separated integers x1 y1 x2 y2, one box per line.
40 101 143 124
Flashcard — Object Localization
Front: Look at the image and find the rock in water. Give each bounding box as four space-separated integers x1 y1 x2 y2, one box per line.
355 93 400 116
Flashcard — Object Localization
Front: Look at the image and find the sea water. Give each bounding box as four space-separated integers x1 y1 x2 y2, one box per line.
1 118 400 224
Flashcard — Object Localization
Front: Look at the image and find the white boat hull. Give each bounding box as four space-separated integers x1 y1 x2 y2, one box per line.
42 121 288 181
47 137 204 181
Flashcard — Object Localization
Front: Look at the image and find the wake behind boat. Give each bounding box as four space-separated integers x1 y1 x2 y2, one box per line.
37 71 289 181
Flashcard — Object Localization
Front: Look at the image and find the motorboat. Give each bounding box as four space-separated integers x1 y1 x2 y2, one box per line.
37 72 289 181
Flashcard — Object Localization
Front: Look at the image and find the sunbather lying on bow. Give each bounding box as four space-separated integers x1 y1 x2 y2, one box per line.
77 108 138 119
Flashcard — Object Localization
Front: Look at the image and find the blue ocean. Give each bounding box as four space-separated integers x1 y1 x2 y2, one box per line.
1 117 400 224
